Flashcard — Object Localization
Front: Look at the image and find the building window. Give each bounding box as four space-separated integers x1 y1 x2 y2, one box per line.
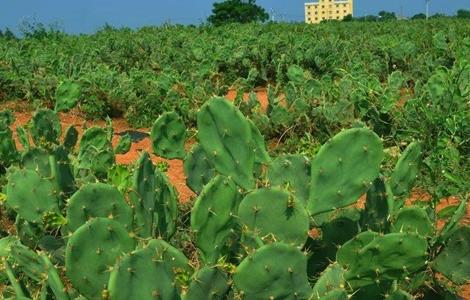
337 16 340 19
315 11 318 15
315 17 318 20
322 5 325 8
344 4 347 7
322 17 325 20
344 10 347 13
337 10 339 13
308 18 311 21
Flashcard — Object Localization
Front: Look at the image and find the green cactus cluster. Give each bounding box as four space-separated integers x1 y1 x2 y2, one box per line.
0 93 469 300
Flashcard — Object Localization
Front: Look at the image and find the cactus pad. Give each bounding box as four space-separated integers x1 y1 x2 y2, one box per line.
65 218 135 300
391 206 433 237
197 97 255 190
311 263 346 300
308 128 383 215
360 177 393 232
268 154 311 206
6 169 60 223
390 142 421 197
238 188 309 248
191 175 242 263
107 239 180 300
185 267 230 300
151 112 186 159
343 233 428 287
233 242 311 299
30 109 61 147
432 226 470 285
55 81 81 112
65 183 133 233
183 144 216 194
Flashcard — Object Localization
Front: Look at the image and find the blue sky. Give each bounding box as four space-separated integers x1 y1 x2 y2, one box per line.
1 0 469 34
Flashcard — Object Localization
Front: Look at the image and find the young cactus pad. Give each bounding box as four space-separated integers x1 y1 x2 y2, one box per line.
65 218 135 300
233 242 311 299
197 97 255 190
151 111 186 159
308 128 384 216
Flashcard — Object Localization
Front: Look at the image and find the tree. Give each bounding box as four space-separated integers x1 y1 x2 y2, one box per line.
207 0 269 26
456 9 470 19
411 13 427 20
378 11 397 21
430 13 447 19
342 14 353 22
3 28 16 40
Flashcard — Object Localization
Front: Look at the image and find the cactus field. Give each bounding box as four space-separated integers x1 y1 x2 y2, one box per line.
0 20 469 299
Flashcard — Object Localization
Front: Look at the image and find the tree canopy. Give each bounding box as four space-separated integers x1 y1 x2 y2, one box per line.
207 0 269 26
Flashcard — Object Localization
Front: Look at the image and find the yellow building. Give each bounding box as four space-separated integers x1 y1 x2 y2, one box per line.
305 0 353 24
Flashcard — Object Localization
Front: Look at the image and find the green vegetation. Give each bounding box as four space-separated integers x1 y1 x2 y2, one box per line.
0 18 469 299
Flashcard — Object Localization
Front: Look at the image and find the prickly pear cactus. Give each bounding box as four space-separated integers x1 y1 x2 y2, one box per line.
191 175 242 264
336 231 379 266
65 218 135 300
107 239 181 300
15 126 29 151
63 125 79 151
114 132 132 155
77 126 115 178
342 232 428 287
238 188 309 248
6 169 60 223
197 97 255 190
65 183 133 233
432 226 470 284
248 119 270 164
360 177 393 232
390 206 433 237
151 112 186 159
29 109 61 147
390 142 421 197
129 152 178 239
233 242 311 299
55 81 81 112
385 290 414 300
308 128 384 215
0 110 19 169
183 144 216 194
184 267 230 300
146 239 192 292
21 148 52 177
311 263 345 300
268 154 311 205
